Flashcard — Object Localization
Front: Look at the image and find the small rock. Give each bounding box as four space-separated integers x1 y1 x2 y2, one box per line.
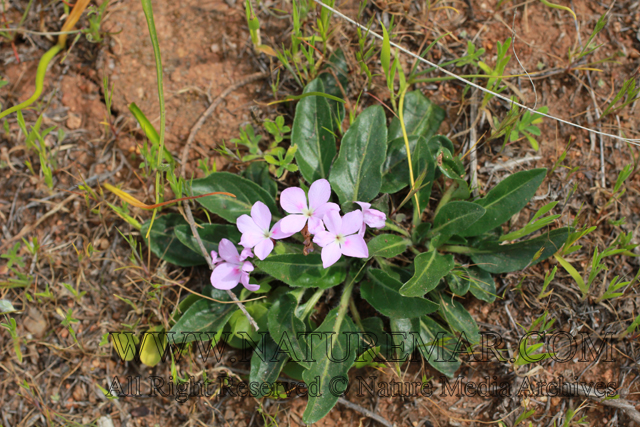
66 112 82 129
24 307 47 338
72 385 85 401
97 416 114 427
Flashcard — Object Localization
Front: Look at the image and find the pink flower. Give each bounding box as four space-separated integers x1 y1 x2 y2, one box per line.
313 210 369 268
279 179 339 235
355 201 386 235
210 239 258 291
237 201 292 260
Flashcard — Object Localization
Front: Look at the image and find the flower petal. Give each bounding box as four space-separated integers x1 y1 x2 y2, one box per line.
280 187 307 213
242 260 254 272
253 238 274 260
241 273 260 292
271 219 294 239
341 235 369 258
322 210 342 235
313 202 340 218
218 239 240 263
308 179 331 210
364 208 386 229
210 263 242 290
313 230 335 247
355 201 371 210
321 242 342 268
279 214 307 234
240 248 254 261
307 216 326 235
251 201 272 231
240 232 264 249
236 214 263 236
210 250 219 265
341 210 364 236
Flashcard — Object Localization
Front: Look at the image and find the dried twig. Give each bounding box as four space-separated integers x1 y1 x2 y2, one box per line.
179 71 269 331
562 385 640 423
337 397 394 427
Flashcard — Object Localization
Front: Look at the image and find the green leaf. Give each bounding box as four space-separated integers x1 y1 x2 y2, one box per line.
268 293 309 367
174 224 241 257
436 292 480 344
169 289 236 343
418 316 461 378
254 254 347 289
388 90 445 141
140 214 203 267
191 172 278 223
431 201 486 237
412 136 438 210
471 227 570 274
242 162 277 199
464 267 496 303
461 168 547 237
329 105 387 205
390 317 419 360
380 135 423 194
292 78 337 183
361 269 439 319
249 334 289 398
367 234 411 258
360 317 393 360
302 308 357 424
446 272 470 296
400 251 454 297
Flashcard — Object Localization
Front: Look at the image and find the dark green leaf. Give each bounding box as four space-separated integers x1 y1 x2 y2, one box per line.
140 214 203 267
169 290 236 343
436 292 480 344
282 361 305 381
388 90 445 141
367 234 411 258
362 269 438 318
465 267 496 303
432 201 486 238
318 49 348 124
249 334 288 398
242 162 277 199
418 316 461 377
412 223 432 245
380 135 423 194
191 172 278 223
329 105 387 205
292 78 336 183
302 309 357 424
174 224 241 257
390 317 419 361
360 317 393 360
268 293 308 367
461 168 547 237
446 272 470 296
471 227 569 274
412 137 437 210
400 251 454 297
254 254 346 289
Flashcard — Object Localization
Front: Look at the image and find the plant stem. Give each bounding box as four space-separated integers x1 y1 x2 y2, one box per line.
348 297 364 332
397 86 421 225
300 288 325 319
433 180 458 218
335 278 355 332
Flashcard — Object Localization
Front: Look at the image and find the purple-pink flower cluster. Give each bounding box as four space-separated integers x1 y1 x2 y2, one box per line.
210 179 386 291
